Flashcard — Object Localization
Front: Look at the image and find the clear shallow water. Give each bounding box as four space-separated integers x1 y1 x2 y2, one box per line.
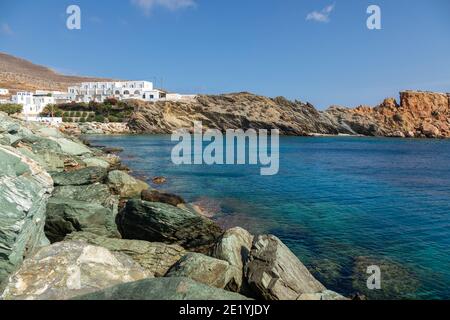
86 135 450 300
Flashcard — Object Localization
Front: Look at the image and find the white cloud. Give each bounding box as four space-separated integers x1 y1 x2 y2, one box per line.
306 4 335 23
131 0 196 15
0 23 14 36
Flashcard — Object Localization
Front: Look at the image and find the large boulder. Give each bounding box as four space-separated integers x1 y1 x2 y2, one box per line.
51 167 108 186
66 232 185 277
45 197 119 242
107 170 149 198
141 189 185 207
212 227 254 293
166 253 234 289
47 137 92 156
117 200 223 252
52 184 119 215
73 277 251 300
244 235 326 300
0 241 151 300
0 146 53 284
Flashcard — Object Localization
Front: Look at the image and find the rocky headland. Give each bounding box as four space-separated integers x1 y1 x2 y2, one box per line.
0 111 347 300
123 90 450 139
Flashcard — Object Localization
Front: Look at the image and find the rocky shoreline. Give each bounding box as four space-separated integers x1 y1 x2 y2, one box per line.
52 90 450 140
0 111 348 300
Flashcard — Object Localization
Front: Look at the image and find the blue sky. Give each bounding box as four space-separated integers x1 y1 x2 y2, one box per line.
1 0 449 109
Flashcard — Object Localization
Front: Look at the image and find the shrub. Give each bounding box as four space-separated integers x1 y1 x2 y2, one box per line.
108 115 119 123
94 115 105 123
0 104 23 115
75 111 81 117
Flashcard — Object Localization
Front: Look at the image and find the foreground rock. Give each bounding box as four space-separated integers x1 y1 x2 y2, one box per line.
51 167 107 186
212 227 254 293
45 197 119 242
52 183 119 214
141 189 185 207
1 241 151 300
166 253 235 289
66 232 185 277
107 170 149 198
73 277 251 300
0 145 53 283
244 235 327 300
117 200 223 252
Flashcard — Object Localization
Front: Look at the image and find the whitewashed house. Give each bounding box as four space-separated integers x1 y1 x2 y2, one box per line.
12 91 55 117
0 88 9 95
68 81 165 103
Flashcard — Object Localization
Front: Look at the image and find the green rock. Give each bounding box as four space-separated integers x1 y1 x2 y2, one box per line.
117 200 223 252
66 232 186 277
51 167 108 186
45 197 120 243
107 170 149 198
52 184 119 215
0 145 53 284
82 157 110 169
73 277 251 300
1 241 151 300
166 253 235 289
48 137 92 156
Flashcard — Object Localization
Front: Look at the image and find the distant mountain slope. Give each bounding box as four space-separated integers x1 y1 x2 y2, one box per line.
0 52 113 93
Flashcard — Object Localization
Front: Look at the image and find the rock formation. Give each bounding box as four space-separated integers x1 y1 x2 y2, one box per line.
127 91 450 139
0 111 346 301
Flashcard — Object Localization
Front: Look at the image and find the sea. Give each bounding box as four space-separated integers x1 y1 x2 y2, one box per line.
85 134 450 300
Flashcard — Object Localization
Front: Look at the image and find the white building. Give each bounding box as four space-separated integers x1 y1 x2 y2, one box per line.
0 88 9 95
12 92 55 117
68 81 165 103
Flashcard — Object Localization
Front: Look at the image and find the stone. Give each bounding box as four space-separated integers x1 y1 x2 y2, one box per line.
82 157 110 169
117 200 223 252
0 146 53 284
212 227 254 293
52 184 119 215
152 176 167 185
45 197 119 243
107 170 149 198
51 167 108 186
48 137 92 156
0 241 151 300
244 235 326 300
421 123 440 138
166 253 235 289
66 232 185 277
141 189 185 207
73 277 251 300
297 290 348 300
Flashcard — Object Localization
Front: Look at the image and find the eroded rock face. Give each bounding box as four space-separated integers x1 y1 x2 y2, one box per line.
45 197 120 242
1 241 151 300
66 232 185 277
212 227 254 293
324 91 450 138
107 170 149 198
244 235 326 300
117 200 223 252
0 145 53 283
166 253 234 289
73 277 251 300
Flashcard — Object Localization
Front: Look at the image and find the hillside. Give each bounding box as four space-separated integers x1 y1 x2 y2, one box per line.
0 52 112 93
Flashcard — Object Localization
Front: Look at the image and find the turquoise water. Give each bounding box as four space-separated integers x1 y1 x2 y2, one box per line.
86 135 450 300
